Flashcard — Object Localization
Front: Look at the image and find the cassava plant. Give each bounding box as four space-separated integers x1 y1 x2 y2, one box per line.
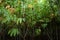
0 0 59 40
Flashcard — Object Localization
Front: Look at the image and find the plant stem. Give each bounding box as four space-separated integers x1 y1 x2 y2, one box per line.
56 26 58 40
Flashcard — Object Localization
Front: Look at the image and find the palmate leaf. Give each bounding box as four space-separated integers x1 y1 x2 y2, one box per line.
41 23 48 29
17 18 23 24
8 28 20 37
35 29 41 36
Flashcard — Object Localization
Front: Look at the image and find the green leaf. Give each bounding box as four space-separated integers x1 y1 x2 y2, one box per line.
8 28 19 37
17 18 23 24
19 18 23 24
41 23 47 28
35 29 41 36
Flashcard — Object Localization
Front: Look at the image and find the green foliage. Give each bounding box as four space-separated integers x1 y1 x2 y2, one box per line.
0 0 59 37
8 28 19 36
41 23 48 29
35 29 41 36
